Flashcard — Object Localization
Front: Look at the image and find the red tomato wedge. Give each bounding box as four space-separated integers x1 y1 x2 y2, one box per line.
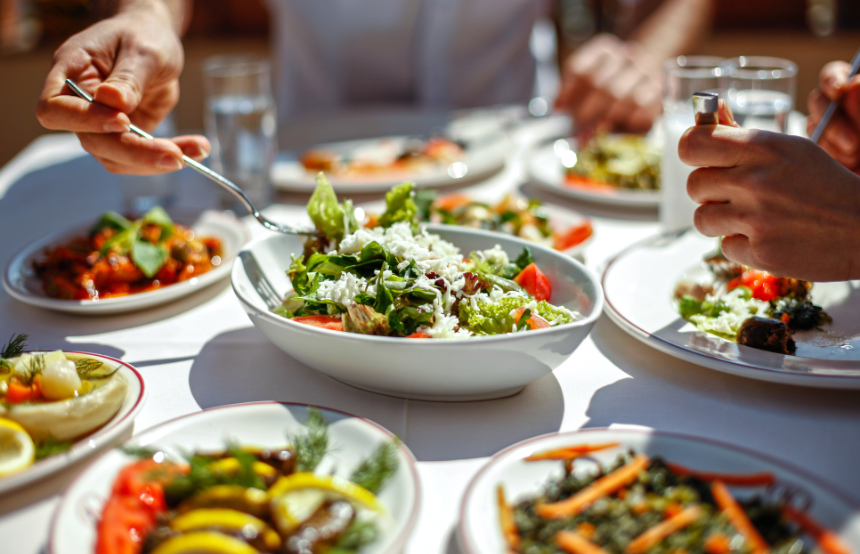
514 263 552 302
405 332 431 338
553 221 593 251
512 307 551 330
95 460 183 554
292 315 344 331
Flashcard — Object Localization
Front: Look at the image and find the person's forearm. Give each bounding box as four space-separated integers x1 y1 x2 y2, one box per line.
631 0 713 62
93 0 192 35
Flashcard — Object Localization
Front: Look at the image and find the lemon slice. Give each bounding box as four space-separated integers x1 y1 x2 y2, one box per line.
0 418 35 477
269 472 381 533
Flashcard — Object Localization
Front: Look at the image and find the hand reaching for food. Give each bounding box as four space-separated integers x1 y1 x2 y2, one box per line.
807 60 860 173
555 34 662 136
679 107 860 282
35 4 209 175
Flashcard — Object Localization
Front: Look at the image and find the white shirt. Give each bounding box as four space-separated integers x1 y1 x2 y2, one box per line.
263 0 547 130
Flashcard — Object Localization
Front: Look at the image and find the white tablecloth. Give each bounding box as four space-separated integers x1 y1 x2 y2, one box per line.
0 124 858 554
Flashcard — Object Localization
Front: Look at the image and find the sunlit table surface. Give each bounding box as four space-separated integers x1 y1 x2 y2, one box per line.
0 119 858 554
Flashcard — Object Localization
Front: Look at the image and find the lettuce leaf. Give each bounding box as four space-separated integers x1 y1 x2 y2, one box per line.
378 182 417 228
308 173 347 240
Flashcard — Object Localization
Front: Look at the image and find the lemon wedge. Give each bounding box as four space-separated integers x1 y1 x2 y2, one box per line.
0 418 35 477
269 472 381 534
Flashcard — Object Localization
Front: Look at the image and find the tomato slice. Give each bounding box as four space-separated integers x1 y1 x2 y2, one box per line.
405 332 431 338
728 270 782 302
513 263 552 302
553 221 593 251
292 315 345 331
512 307 551 330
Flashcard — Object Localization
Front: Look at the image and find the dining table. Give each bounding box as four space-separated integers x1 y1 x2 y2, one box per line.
0 114 858 554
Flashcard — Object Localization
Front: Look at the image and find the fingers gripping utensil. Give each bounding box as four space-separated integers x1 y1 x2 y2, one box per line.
809 47 860 144
65 79 318 236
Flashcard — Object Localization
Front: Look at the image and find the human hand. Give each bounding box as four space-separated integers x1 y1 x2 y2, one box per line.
807 60 860 173
555 34 662 135
36 7 209 175
680 117 860 282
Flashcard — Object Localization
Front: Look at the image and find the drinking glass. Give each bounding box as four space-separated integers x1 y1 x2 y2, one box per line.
660 56 723 232
721 56 796 134
203 54 277 212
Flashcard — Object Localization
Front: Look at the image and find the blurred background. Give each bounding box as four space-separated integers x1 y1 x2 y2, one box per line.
0 0 859 167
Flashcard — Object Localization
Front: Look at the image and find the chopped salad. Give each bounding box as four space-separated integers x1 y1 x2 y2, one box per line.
273 175 580 338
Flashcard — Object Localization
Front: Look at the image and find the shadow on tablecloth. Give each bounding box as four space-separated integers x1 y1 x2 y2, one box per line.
188 327 565 462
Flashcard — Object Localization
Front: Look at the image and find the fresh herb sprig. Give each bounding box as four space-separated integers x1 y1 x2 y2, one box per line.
293 407 329 472
0 333 28 359
35 438 74 461
163 444 266 508
349 440 399 494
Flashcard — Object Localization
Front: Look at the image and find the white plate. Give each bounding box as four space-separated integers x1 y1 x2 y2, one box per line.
0 351 145 495
50 402 420 554
602 228 860 388
527 138 660 208
3 210 249 315
271 109 512 193
459 428 860 554
231 225 603 401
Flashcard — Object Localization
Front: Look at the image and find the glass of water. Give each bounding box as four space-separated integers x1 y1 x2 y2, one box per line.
721 56 797 134
660 56 723 232
203 54 278 212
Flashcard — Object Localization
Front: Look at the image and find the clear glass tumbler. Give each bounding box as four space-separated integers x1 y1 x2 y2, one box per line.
203 55 278 212
660 56 723 232
721 56 797 134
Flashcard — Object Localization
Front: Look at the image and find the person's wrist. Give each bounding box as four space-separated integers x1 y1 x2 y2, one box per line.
117 0 184 33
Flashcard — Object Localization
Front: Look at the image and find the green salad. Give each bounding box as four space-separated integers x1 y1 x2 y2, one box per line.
273 175 580 338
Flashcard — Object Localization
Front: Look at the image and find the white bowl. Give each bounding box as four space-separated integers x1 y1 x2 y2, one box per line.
50 402 420 554
231 225 603 401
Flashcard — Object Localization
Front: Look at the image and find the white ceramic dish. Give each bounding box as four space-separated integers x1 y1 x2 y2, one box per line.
0 351 145 495
231 225 603 401
3 210 249 315
272 133 510 194
602 228 860 388
527 137 660 208
49 402 420 554
459 428 860 554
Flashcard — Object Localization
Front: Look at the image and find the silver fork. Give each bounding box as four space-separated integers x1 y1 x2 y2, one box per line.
65 79 318 236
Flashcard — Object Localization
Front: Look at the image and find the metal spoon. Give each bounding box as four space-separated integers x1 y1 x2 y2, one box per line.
65 79 318 236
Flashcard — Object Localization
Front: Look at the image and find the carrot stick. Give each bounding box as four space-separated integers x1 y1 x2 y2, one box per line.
556 530 613 554
704 533 732 554
524 443 620 462
497 485 521 550
536 454 650 519
711 480 771 554
625 505 703 554
665 462 775 487
782 504 851 554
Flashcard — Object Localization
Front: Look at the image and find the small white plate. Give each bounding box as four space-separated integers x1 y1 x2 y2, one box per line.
273 133 510 193
49 402 420 554
0 351 145 495
527 138 660 208
3 210 249 315
459 428 860 554
602 228 860 388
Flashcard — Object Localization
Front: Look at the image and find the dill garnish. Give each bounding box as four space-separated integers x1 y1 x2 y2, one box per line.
293 407 329 472
0 334 28 372
0 333 28 359
35 438 74 460
75 358 117 379
349 440 399 494
17 354 44 386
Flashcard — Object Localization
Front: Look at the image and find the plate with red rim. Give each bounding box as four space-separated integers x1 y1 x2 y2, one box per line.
602 228 860 388
527 137 660 208
0 351 145 495
3 210 249 315
459 427 860 554
49 401 421 554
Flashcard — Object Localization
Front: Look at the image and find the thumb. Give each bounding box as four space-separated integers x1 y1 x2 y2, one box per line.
93 50 157 114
